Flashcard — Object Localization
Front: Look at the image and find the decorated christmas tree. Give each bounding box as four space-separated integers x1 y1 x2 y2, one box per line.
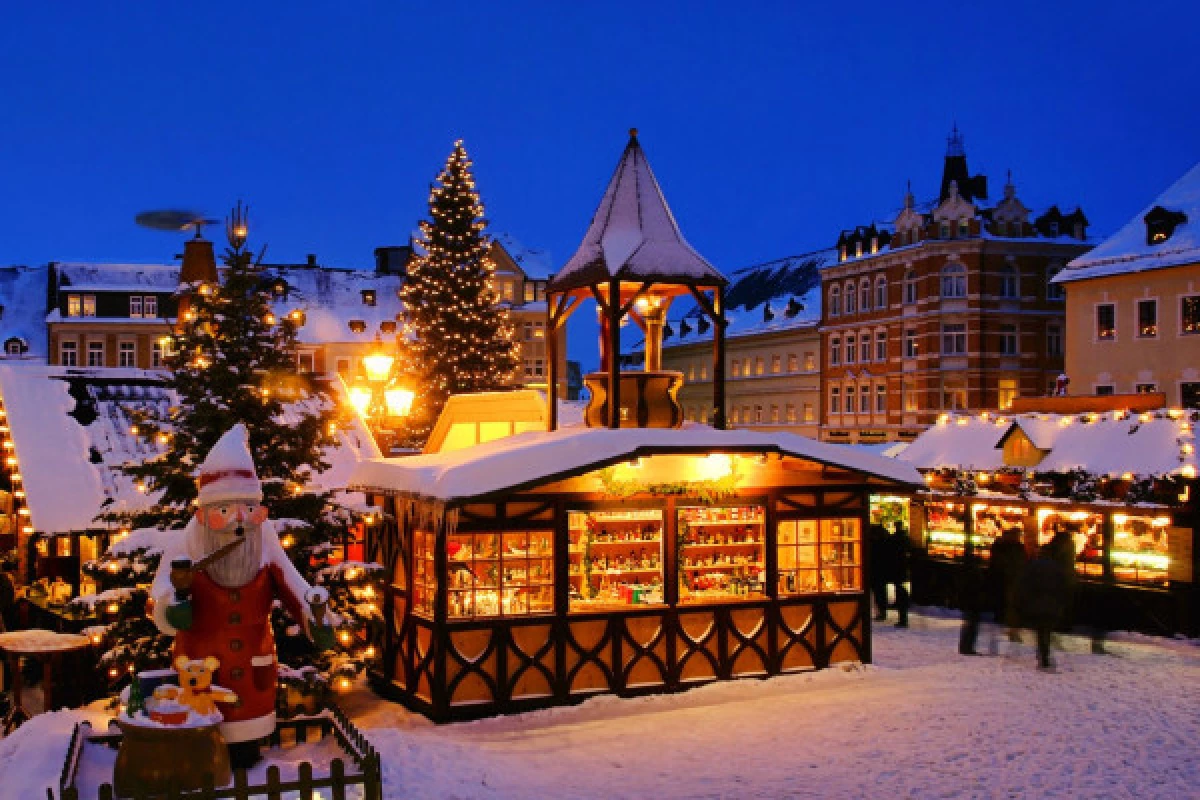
396 140 518 447
83 204 383 700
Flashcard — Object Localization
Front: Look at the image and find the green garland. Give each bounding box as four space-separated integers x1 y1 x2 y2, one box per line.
597 466 740 505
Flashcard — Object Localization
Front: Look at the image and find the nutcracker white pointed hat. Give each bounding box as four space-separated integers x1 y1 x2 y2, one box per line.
196 424 262 506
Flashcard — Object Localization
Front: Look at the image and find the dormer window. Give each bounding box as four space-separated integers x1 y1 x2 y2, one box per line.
870 237 878 254
839 245 847 262
4 337 26 356
958 219 969 237
380 320 397 334
348 319 367 333
939 223 950 239
855 240 863 258
361 289 377 307
1048 221 1059 237
1144 206 1187 246
272 279 288 298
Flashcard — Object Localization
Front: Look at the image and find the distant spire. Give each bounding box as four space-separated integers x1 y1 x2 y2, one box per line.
629 127 639 139
946 123 965 158
903 180 914 209
1004 169 1016 199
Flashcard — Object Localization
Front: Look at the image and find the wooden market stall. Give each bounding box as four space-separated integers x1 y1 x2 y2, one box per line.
897 409 1199 636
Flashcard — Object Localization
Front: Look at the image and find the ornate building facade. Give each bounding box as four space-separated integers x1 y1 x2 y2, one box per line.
819 128 1092 443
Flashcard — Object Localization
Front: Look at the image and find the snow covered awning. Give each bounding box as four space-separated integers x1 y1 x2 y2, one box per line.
348 424 922 505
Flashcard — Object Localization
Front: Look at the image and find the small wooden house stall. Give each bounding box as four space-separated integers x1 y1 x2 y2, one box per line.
897 409 1199 636
350 426 921 721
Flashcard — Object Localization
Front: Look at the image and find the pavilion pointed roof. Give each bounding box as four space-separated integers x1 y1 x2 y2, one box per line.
548 130 726 293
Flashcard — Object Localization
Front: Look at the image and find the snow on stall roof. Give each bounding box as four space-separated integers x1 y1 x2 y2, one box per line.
0 265 50 358
53 262 180 292
0 364 377 534
492 232 554 279
1056 160 1200 282
349 424 921 503
549 133 726 291
898 410 1198 478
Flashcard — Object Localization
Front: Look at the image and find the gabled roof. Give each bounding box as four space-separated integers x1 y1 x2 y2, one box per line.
548 131 726 293
53 262 179 292
898 411 1198 479
492 233 553 280
1057 160 1200 283
349 424 921 504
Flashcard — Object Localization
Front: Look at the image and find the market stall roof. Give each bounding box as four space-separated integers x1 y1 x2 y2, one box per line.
547 131 726 294
898 410 1198 478
0 363 378 534
349 424 922 504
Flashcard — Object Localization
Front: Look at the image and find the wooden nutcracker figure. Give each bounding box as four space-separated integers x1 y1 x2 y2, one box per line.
150 424 334 767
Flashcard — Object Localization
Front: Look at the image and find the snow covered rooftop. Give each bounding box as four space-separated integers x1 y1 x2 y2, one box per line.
492 233 554 280
53 262 180 292
549 131 726 293
898 410 1198 479
0 265 50 358
1057 160 1200 282
265 267 403 346
349 424 922 504
0 364 378 534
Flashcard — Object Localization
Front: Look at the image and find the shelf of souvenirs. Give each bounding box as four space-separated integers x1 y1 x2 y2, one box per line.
448 588 554 618
681 568 765 602
569 581 666 611
926 528 994 559
777 569 861 595
678 506 764 525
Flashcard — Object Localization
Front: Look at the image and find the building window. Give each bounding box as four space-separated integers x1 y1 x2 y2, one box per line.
803 402 814 422
67 294 82 317
87 341 104 367
830 337 841 366
60 340 77 366
844 281 857 314
297 351 316 373
144 296 158 318
687 365 696 381
845 386 855 413
998 324 1018 355
1181 382 1200 408
753 405 763 423
742 405 751 423
129 296 143 318
1136 299 1158 338
4 338 23 356
1095 385 1115 396
860 333 871 363
942 323 967 355
534 322 545 339
534 359 544 377
943 382 967 410
1047 266 1065 301
859 387 870 414
904 270 917 305
118 341 135 368
855 241 863 258
999 265 1018 298
730 407 739 424
731 359 740 377
770 405 780 423
776 518 862 595
786 353 798 372
336 358 351 376
152 339 168 368
941 264 966 298
998 378 1017 410
1047 324 1063 357
903 381 918 412
771 354 781 374
958 219 969 237
699 365 708 380
876 384 886 413
940 223 950 239
830 387 840 414
786 404 797 424
829 286 841 317
875 276 887 309
1135 383 1158 394
803 352 816 371
859 279 871 312
523 282 535 303
1096 303 1116 341
845 335 856 364
755 357 764 376
875 331 887 361
524 322 533 340
904 329 918 358
1182 296 1200 335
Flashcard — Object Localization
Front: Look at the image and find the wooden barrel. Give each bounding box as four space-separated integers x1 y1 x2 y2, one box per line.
114 718 232 796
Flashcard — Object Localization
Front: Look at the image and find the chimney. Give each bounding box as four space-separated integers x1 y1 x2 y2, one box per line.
179 236 218 286
306 254 318 268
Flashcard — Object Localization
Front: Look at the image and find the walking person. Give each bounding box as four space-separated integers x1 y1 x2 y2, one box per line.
1018 545 1067 670
888 522 911 628
1047 525 1078 632
867 524 890 621
989 527 1027 643
957 548 986 655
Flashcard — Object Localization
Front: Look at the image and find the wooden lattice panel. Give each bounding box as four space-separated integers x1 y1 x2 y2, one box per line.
826 600 865 665
566 619 615 695
676 611 719 683
621 615 668 689
777 603 817 672
727 607 769 677
448 628 499 707
508 624 556 700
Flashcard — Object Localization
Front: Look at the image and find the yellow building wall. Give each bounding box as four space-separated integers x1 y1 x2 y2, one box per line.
1062 263 1200 406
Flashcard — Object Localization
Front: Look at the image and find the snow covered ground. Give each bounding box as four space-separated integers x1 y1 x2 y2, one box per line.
4 611 1198 799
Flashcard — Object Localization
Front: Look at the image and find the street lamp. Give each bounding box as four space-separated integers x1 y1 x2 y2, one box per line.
348 337 414 451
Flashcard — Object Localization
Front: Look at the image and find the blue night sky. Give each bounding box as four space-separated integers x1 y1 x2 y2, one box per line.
3 1 1198 370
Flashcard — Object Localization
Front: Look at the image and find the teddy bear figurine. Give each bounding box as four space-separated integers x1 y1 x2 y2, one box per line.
153 654 239 719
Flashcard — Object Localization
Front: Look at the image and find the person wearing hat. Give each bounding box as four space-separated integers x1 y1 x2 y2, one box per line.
151 424 334 767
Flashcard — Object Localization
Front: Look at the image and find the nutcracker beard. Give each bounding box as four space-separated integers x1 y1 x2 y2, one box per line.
192 519 264 588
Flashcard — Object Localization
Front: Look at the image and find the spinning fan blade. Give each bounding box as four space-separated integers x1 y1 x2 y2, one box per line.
135 210 220 232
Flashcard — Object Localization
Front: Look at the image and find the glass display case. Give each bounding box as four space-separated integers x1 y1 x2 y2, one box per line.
447 530 554 618
925 501 968 559
568 510 665 612
1111 514 1170 586
970 503 1028 559
677 505 766 603
1037 509 1104 579
413 529 436 617
777 518 861 595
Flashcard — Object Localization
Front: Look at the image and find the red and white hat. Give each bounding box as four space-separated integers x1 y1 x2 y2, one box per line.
196 424 262 506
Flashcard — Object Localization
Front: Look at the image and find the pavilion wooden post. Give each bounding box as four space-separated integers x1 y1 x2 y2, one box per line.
713 285 727 430
546 299 557 431
607 277 622 429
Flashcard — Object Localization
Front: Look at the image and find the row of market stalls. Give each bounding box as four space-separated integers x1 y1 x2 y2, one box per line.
888 404 1198 636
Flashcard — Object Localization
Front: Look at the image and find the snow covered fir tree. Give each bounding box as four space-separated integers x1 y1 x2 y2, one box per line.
397 140 519 447
81 204 384 703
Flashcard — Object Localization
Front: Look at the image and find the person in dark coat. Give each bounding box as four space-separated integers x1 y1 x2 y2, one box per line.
989 527 1027 642
1019 545 1067 670
957 548 987 654
1047 527 1078 631
888 522 911 627
867 524 890 621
